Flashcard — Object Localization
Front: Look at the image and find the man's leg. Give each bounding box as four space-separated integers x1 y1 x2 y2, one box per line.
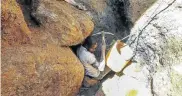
94 66 111 96
82 66 111 87
83 76 99 87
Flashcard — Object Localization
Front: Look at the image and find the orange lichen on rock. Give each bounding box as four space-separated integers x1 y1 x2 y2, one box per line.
1 0 31 47
1 43 84 96
31 0 94 46
1 0 89 95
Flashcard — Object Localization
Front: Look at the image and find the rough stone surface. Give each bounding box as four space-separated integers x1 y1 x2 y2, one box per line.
128 0 157 23
31 0 94 46
1 0 31 47
2 0 85 96
1 43 84 96
98 0 182 96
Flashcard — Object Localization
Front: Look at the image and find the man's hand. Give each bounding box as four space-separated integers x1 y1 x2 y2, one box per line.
102 43 106 52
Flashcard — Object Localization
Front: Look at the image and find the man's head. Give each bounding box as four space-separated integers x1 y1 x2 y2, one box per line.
83 36 98 53
88 42 98 53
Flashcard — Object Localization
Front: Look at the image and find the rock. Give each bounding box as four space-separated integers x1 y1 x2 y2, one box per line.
31 0 94 46
128 0 182 95
1 43 84 96
83 76 99 87
127 0 157 22
97 0 182 95
2 0 86 95
100 75 151 96
172 64 182 75
1 0 31 47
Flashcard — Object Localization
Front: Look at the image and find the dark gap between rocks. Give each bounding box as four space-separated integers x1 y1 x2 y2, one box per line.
17 0 41 27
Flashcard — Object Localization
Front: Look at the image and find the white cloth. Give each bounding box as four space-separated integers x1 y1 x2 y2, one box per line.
98 60 105 71
107 41 133 72
77 46 100 78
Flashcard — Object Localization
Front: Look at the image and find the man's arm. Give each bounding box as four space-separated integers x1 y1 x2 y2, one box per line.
84 64 100 78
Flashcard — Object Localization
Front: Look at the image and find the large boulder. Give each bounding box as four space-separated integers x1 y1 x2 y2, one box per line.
2 0 85 96
2 43 84 96
31 0 94 46
97 0 182 96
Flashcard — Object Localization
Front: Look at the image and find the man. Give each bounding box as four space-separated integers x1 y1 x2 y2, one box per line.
77 37 111 87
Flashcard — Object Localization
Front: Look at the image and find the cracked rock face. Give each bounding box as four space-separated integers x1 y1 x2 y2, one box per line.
98 0 182 96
